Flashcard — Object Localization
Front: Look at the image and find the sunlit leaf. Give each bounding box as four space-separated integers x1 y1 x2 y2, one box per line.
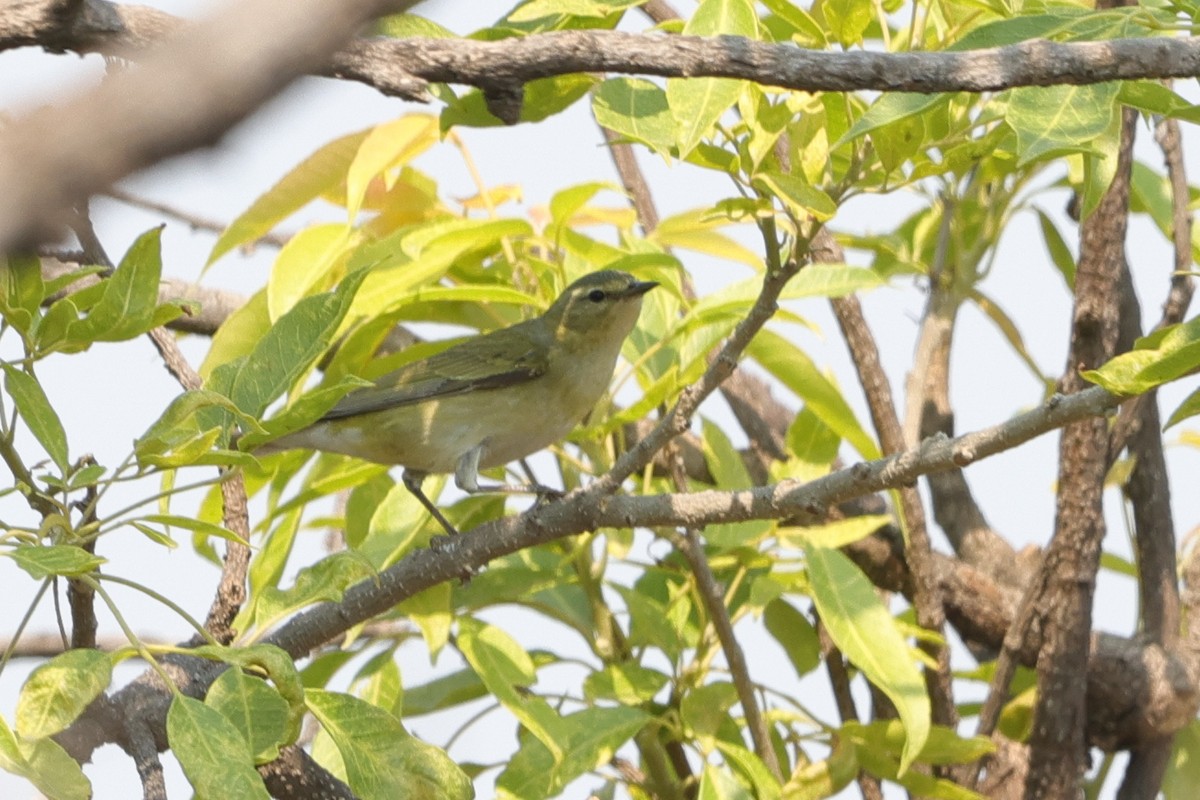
168 695 270 800
1006 83 1120 166
806 545 930 772
307 690 473 800
666 0 756 157
16 650 112 739
209 129 370 265
592 77 675 159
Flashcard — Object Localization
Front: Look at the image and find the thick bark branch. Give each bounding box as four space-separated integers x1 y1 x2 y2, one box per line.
1023 107 1136 800
10 4 1200 98
0 0 409 249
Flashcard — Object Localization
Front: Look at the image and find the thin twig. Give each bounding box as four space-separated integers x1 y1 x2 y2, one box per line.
145 310 251 643
819 228 957 735
103 187 291 250
67 466 99 649
817 616 884 800
665 449 782 782
601 127 660 233
56 384 1148 766
593 257 802 493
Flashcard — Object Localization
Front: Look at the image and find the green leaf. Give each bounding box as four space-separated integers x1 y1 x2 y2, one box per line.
0 253 44 336
508 0 644 21
844 720 993 765
760 0 826 45
691 266 883 325
1005 83 1120 166
807 545 930 772
747 330 880 460
838 92 948 148
306 690 473 800
374 13 456 38
613 583 687 660
62 228 181 348
1119 81 1200 125
681 682 738 745
401 668 488 717
779 515 891 549
1035 208 1076 289
251 552 376 631
351 649 404 717
968 289 1049 386
763 599 820 677
266 224 354 320
697 763 755 800
948 10 1089 50
1164 719 1200 800
548 181 625 237
584 663 670 704
872 113 926 175
782 737 857 800
199 289 271 380
209 129 371 265
650 208 761 268
496 707 648 799
208 269 368 417
245 376 370 450
753 171 837 221
1075 110 1123 219
592 78 675 159
16 649 112 739
350 219 533 317
1166 384 1200 429
701 418 772 548
666 0 756 157
399 583 452 660
135 389 262 469
825 0 872 46
2 364 68 472
346 114 440 221
168 695 271 800
138 514 250 547
1082 314 1200 398
6 545 105 580
713 741 781 800
458 616 565 761
0 731 92 800
207 668 292 764
855 743 984 799
441 74 597 129
785 406 841 476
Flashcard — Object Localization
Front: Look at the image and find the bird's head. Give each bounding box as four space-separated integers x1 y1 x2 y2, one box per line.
546 270 658 346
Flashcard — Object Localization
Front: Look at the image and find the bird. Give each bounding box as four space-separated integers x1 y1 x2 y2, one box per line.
257 270 658 535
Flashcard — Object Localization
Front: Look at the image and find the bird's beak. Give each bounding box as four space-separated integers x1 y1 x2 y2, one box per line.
624 280 658 298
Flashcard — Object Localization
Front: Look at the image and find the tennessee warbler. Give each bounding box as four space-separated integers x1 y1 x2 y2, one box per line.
259 270 657 534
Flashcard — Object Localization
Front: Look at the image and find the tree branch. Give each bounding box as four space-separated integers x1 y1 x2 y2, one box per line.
1023 107 1136 800
63 382 1191 768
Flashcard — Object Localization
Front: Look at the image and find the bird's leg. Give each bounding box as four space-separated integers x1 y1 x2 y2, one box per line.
454 445 562 500
401 469 461 540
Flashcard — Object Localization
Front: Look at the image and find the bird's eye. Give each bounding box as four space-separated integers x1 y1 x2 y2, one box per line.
587 289 606 303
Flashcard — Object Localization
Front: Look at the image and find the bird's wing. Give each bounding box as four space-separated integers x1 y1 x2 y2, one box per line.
319 324 550 421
